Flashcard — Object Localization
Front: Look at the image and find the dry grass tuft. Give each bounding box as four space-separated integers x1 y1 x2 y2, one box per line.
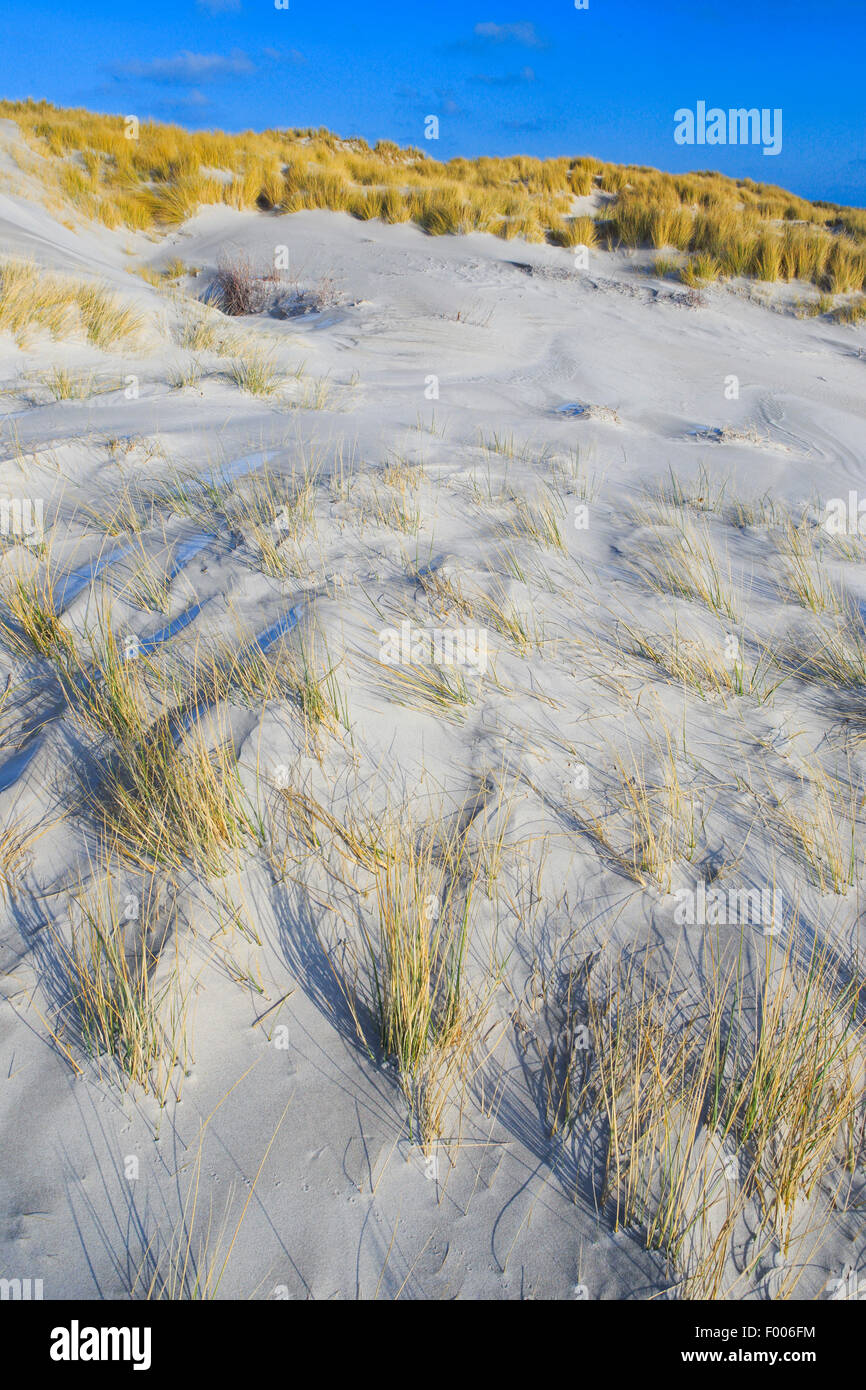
330 807 498 1150
0 257 143 348
46 863 190 1100
584 936 865 1294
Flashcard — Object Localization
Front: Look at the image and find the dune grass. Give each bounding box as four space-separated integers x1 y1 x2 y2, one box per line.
585 936 865 1294
99 718 262 871
410 562 538 656
378 652 476 721
623 620 778 702
768 761 860 895
0 561 76 664
785 611 866 690
776 520 842 614
0 812 41 904
329 805 497 1150
0 582 267 874
225 466 318 577
500 487 566 552
228 349 283 397
586 733 697 890
45 863 191 1099
2 103 865 1297
631 512 740 622
3 98 865 296
0 256 144 348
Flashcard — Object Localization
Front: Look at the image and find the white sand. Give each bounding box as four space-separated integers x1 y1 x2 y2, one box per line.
1 131 865 1300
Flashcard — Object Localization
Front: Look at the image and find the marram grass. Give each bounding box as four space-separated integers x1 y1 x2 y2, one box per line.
2 97 865 294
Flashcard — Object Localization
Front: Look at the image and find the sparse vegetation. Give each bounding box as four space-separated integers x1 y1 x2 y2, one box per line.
584 937 865 1295
328 805 497 1150
228 349 282 396
46 863 190 1099
631 513 740 621
212 251 281 316
0 256 143 347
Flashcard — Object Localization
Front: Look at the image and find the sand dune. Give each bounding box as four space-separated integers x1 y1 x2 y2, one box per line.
1 127 866 1301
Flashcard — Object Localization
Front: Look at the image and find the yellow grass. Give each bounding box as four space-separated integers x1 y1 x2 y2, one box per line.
585 935 865 1293
2 98 863 292
0 256 144 347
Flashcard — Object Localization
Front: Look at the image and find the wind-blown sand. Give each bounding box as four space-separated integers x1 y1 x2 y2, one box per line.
1 128 865 1301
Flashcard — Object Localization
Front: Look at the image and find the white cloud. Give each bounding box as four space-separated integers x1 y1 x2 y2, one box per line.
473 22 545 49
118 49 254 83
473 66 536 87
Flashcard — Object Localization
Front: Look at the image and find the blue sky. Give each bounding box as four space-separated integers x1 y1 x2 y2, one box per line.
4 0 864 206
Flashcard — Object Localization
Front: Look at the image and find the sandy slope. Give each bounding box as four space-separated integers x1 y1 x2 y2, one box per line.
1 156 866 1300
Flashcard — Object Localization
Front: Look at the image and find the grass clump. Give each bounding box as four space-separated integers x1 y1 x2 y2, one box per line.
777 521 841 614
0 564 76 665
583 937 865 1294
41 616 266 874
632 514 739 621
99 721 261 874
46 866 189 1100
548 215 598 248
228 350 282 397
681 253 721 286
588 735 697 890
770 763 860 894
0 257 143 348
334 808 495 1149
624 622 777 702
502 488 566 552
45 366 95 400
